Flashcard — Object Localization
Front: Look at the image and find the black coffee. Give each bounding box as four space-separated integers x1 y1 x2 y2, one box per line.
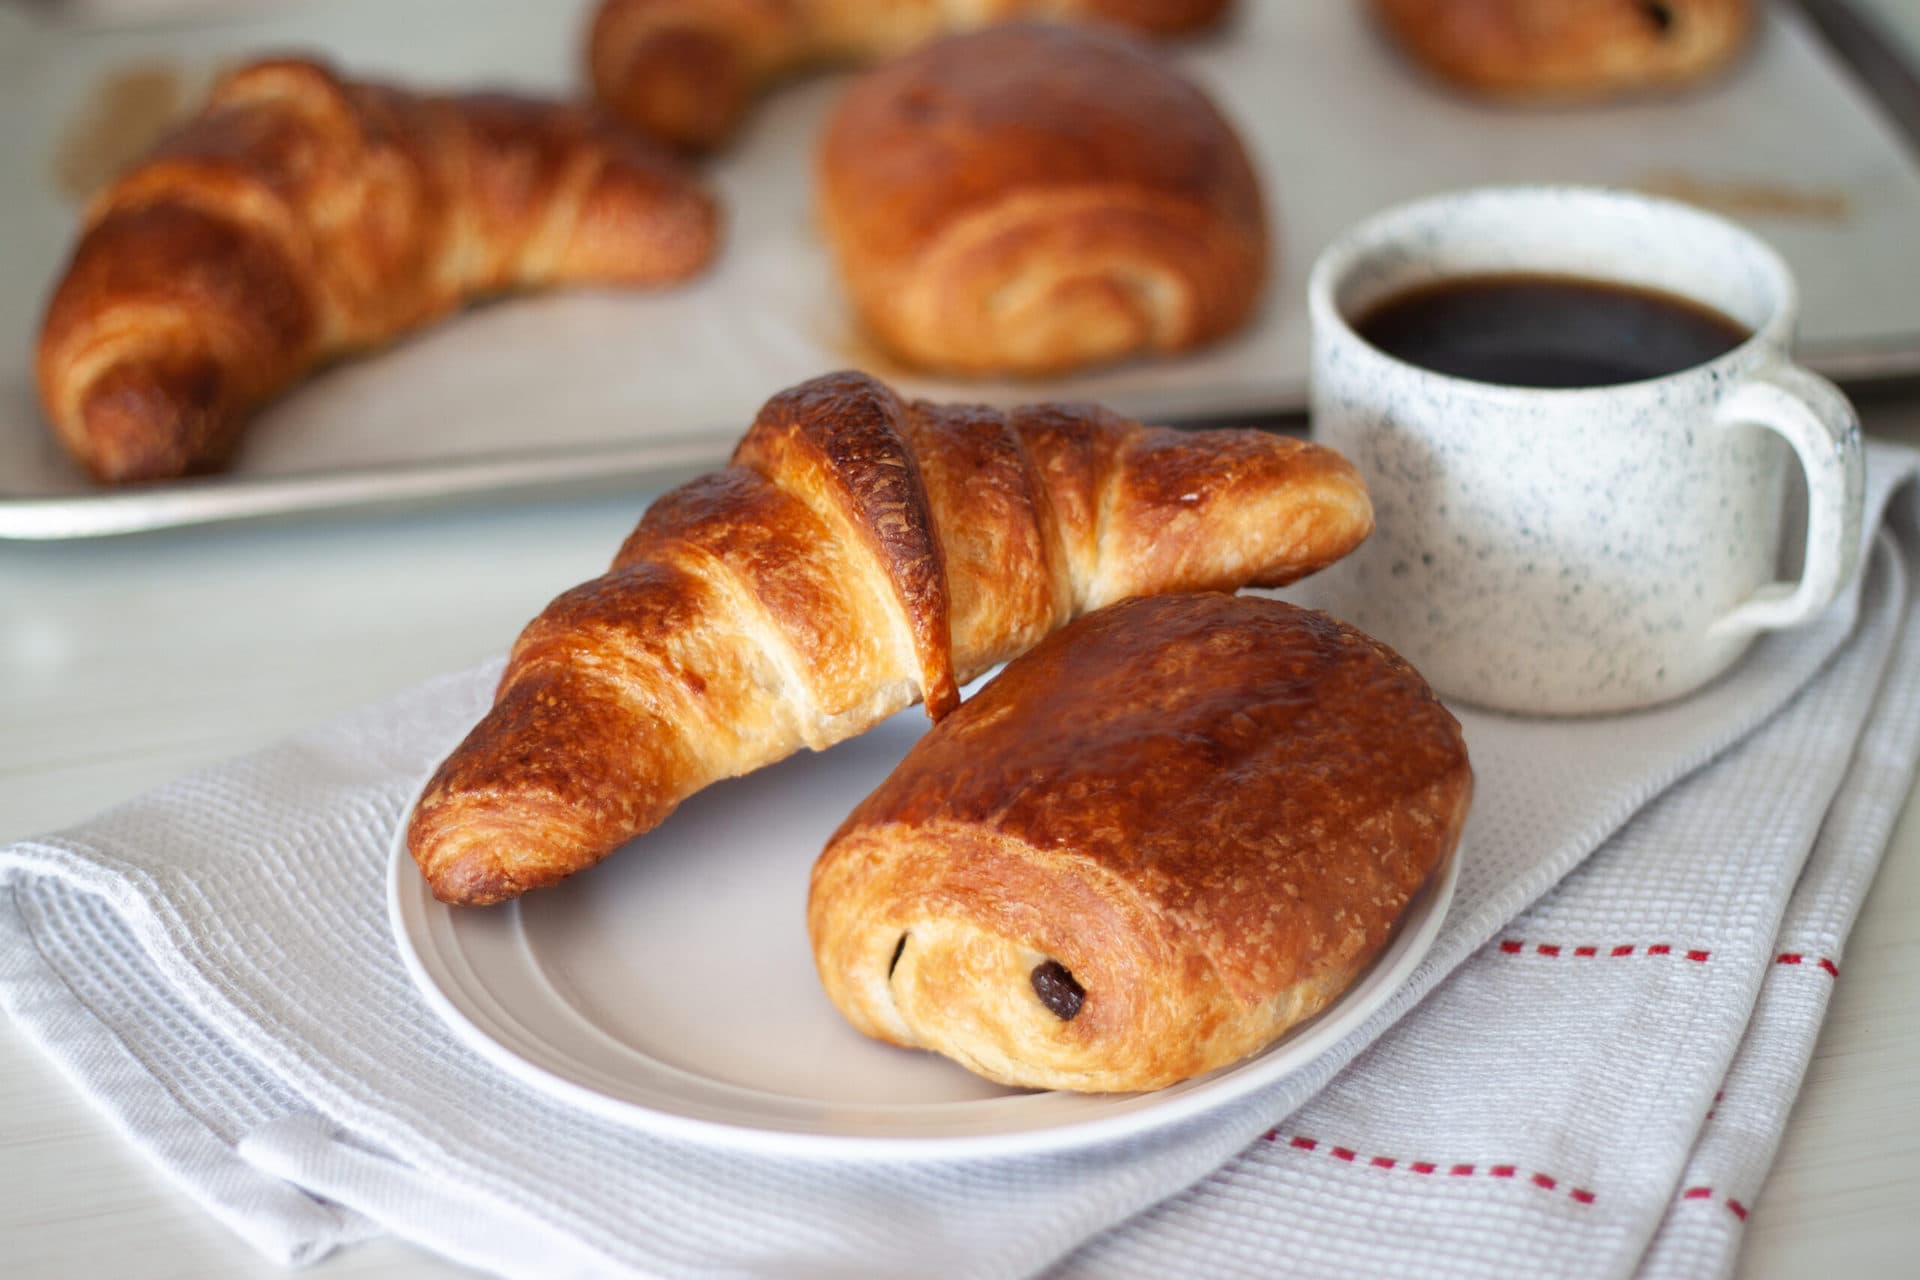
1353 273 1750 389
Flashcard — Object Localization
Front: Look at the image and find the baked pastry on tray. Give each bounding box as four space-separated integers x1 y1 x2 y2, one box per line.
810 592 1472 1092
37 57 719 484
586 0 1235 153
407 371 1372 906
817 22 1268 377
1370 0 1753 100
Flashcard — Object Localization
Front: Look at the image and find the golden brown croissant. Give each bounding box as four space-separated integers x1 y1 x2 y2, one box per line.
37 57 720 485
585 0 1234 153
817 23 1268 377
408 370 1372 906
811 593 1472 1092
1369 0 1752 100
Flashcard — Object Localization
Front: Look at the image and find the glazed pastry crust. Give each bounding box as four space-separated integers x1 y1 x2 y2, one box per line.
406 371 1372 906
1370 0 1753 99
810 593 1471 1092
585 0 1234 153
37 57 718 484
817 22 1267 376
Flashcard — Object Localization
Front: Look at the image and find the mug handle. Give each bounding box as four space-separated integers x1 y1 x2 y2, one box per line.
1708 361 1865 639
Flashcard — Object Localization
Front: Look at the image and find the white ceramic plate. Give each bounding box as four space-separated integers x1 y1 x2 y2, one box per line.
389 701 1459 1159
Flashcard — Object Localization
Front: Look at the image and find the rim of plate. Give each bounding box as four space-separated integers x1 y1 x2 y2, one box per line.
388 811 1460 1160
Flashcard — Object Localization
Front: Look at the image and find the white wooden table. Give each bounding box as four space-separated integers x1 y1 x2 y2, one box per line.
2 399 1917 1277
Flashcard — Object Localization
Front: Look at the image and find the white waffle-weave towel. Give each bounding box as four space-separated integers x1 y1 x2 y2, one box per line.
3 441 1917 1280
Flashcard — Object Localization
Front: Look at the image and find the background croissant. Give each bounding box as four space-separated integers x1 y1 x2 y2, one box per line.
586 0 1235 153
407 370 1373 906
37 57 720 485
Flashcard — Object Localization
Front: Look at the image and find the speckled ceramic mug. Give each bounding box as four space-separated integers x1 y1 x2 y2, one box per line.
1303 186 1864 715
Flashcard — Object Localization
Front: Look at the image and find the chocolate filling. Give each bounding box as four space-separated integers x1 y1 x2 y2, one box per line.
1030 959 1085 1020
1640 1 1675 34
887 933 908 978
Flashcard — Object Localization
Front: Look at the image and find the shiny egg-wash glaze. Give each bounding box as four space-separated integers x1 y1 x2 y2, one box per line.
38 58 719 484
587 0 1233 153
818 23 1268 376
407 372 1373 906
1370 0 1753 99
811 594 1472 1093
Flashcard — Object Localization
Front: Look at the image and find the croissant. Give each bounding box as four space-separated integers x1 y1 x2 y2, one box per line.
811 593 1471 1092
586 0 1235 153
1369 0 1752 100
408 370 1372 906
817 23 1269 376
37 57 720 485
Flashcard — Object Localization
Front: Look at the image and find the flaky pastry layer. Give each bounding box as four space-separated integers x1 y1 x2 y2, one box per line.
407 372 1372 906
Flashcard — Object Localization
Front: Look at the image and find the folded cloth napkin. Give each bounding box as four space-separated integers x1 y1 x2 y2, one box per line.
3 442 1917 1280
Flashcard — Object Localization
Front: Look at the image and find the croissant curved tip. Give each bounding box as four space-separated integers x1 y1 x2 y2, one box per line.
590 19 751 153
407 779 630 908
424 854 530 908
66 358 230 484
412 822 569 908
406 793 561 906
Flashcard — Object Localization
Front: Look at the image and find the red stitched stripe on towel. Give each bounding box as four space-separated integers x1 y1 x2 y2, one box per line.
1681 1187 1750 1221
1496 939 1710 962
1270 1136 1595 1206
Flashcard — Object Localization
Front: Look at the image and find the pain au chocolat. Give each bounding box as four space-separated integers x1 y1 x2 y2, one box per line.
1370 0 1753 100
407 372 1372 906
810 592 1471 1093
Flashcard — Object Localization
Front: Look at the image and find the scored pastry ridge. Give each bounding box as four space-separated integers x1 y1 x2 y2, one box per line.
810 594 1472 1092
407 371 1373 906
730 371 960 718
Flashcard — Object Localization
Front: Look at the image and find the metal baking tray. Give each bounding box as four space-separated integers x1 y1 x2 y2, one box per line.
4 0 1919 538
